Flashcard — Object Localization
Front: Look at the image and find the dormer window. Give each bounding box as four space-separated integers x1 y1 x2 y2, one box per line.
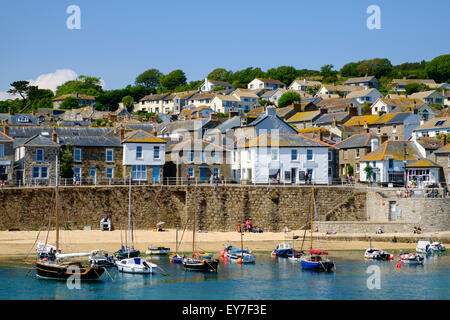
36 149 44 162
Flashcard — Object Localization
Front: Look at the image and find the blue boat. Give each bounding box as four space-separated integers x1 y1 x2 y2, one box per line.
271 243 294 257
300 250 334 272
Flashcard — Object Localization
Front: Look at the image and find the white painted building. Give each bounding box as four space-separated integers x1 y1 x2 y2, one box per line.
248 78 286 90
236 133 333 184
199 78 233 92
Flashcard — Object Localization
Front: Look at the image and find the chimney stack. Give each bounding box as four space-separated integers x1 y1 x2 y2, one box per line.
332 116 337 128
119 125 125 140
52 126 57 143
363 121 369 133
381 134 389 144
210 113 218 121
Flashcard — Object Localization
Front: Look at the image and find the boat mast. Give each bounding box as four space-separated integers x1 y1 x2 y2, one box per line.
192 209 195 256
240 224 244 256
55 155 59 252
310 187 314 250
128 174 132 258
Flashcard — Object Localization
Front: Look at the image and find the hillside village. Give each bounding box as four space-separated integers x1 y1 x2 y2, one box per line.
1 59 450 192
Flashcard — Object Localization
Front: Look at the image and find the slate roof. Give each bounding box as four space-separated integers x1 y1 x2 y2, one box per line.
21 134 60 148
416 137 444 151
343 76 376 84
255 78 286 86
313 112 350 125
334 133 379 149
239 133 337 149
405 158 441 168
58 136 121 147
413 116 450 131
360 141 423 162
123 130 166 143
6 126 111 138
286 110 321 123
0 114 38 126
0 130 14 142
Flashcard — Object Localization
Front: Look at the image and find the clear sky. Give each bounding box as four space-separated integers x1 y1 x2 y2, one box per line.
0 0 449 93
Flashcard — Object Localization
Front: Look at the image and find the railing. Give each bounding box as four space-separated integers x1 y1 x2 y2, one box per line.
0 177 447 198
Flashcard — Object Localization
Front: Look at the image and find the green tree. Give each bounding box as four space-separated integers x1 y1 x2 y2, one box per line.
364 165 373 180
404 83 430 95
340 62 361 77
265 66 298 86
60 96 80 109
55 76 103 97
425 55 450 83
60 143 74 179
159 69 187 91
362 102 372 115
306 85 321 96
207 68 232 82
121 95 134 112
357 58 392 78
347 165 354 177
258 99 275 106
278 92 301 108
320 65 338 78
135 68 163 89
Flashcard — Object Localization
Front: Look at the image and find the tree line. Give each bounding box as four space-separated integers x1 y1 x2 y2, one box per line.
1 55 449 114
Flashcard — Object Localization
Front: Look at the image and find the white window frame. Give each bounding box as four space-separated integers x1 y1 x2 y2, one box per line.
291 149 298 161
153 146 160 160
187 167 194 178
106 167 114 179
306 149 314 161
136 146 143 160
106 149 114 162
271 148 279 161
132 165 146 180
74 167 81 178
32 166 48 179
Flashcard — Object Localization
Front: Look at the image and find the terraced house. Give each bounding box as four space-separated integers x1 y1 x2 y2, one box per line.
0 130 14 184
121 130 167 183
58 135 123 184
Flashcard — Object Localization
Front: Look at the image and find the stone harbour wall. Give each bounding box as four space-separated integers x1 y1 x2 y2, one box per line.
0 185 448 233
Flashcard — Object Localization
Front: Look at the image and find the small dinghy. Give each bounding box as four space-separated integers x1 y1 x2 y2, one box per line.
430 242 446 253
287 250 306 262
183 257 219 272
146 246 170 256
398 253 424 265
89 250 116 268
271 243 294 257
364 248 394 261
170 253 185 264
117 257 158 274
224 246 256 264
300 250 334 272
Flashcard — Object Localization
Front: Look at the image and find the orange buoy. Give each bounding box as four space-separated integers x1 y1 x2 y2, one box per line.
396 263 401 268
237 258 243 264
220 250 225 257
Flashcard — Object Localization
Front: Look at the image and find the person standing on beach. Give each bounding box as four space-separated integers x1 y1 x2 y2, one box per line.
209 174 214 185
187 173 190 186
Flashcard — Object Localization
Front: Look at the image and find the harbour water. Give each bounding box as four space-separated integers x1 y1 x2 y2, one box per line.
0 251 448 300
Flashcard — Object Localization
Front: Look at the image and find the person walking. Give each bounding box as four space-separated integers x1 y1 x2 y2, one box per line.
187 173 190 186
215 175 219 187
209 174 214 185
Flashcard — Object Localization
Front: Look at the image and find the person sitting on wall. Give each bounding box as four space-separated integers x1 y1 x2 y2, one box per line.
258 227 263 233
283 226 290 233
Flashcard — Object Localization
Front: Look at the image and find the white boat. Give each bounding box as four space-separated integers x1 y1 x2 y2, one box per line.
89 250 116 267
224 247 256 264
416 240 446 254
145 246 170 256
364 248 394 261
430 242 446 253
398 253 424 265
117 257 158 274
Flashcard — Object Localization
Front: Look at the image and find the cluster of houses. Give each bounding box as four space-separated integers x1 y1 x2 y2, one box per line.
0 76 449 189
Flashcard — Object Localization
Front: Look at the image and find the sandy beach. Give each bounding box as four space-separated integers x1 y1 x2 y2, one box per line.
0 229 448 257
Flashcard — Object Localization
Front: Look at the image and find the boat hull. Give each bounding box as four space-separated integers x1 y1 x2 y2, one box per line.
117 258 157 274
36 262 105 280
183 259 219 272
228 253 256 264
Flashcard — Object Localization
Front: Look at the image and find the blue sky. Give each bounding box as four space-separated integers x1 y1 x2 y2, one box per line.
0 0 449 93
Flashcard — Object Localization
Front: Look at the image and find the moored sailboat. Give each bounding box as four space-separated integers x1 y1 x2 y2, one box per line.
300 187 335 272
35 156 105 280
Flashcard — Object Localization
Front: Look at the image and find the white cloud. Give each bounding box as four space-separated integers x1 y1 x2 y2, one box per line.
0 69 79 101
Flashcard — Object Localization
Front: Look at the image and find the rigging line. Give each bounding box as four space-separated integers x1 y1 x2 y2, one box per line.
24 226 43 262
44 188 54 248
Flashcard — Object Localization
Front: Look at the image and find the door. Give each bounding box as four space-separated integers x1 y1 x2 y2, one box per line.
200 167 207 183
291 168 297 184
389 201 397 220
90 167 96 184
153 166 160 183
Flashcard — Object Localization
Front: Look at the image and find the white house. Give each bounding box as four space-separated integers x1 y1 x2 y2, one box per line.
317 84 366 96
345 88 383 105
259 88 286 106
199 78 233 92
122 130 167 183
343 76 378 88
137 93 176 114
211 95 240 114
370 97 427 115
247 78 286 90
412 116 450 140
236 133 334 184
359 140 425 185
288 79 322 92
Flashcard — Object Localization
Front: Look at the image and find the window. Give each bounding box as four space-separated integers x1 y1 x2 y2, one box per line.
307 149 313 161
90 167 96 178
106 168 114 179
377 126 381 134
154 146 160 160
132 165 146 180
187 167 194 177
213 168 219 176
136 146 143 159
291 149 298 161
356 149 360 158
106 149 114 162
74 167 81 178
74 149 82 162
0 145 4 159
271 149 278 161
389 159 394 170
212 151 219 163
36 149 44 162
32 167 48 179
188 151 194 162
328 151 332 162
